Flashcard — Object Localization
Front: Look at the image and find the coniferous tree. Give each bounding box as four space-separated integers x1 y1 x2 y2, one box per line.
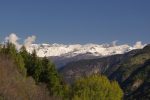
20 47 65 97
20 46 32 76
26 49 41 82
20 46 29 60
28 49 38 76
41 57 64 97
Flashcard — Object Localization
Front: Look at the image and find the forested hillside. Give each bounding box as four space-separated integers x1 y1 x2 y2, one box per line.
0 43 123 100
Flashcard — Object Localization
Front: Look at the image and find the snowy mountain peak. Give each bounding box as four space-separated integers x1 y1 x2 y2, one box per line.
3 33 145 58
26 43 145 58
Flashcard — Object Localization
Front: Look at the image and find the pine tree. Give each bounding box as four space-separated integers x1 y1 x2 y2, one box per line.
41 57 64 96
20 47 67 98
20 46 32 76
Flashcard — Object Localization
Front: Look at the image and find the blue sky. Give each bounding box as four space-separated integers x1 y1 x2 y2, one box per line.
0 0 150 44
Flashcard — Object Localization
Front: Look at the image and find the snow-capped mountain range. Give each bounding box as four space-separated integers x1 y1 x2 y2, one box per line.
4 33 145 58
26 42 145 58
2 33 147 68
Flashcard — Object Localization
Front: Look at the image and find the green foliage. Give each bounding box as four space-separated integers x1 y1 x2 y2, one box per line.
19 46 31 75
71 74 123 100
40 57 65 97
20 47 65 97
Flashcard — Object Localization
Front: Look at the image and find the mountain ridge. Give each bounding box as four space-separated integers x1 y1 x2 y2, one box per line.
26 43 144 57
24 42 145 68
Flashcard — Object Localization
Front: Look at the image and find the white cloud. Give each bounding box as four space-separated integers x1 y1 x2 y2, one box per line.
3 33 146 53
24 35 36 48
133 41 145 49
5 33 21 50
4 33 36 50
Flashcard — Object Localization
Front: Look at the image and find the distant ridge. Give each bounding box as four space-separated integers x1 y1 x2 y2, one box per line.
27 43 145 57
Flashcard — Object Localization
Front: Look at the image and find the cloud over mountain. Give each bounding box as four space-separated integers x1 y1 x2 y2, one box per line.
3 33 146 58
5 33 21 50
4 33 36 50
24 35 36 48
133 41 145 49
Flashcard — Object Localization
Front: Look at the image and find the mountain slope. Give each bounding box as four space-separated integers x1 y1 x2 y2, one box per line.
122 59 150 99
59 49 140 83
109 45 150 83
110 45 150 100
59 44 150 99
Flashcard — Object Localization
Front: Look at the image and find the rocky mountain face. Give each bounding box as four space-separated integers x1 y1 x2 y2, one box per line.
59 44 150 99
59 49 141 83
